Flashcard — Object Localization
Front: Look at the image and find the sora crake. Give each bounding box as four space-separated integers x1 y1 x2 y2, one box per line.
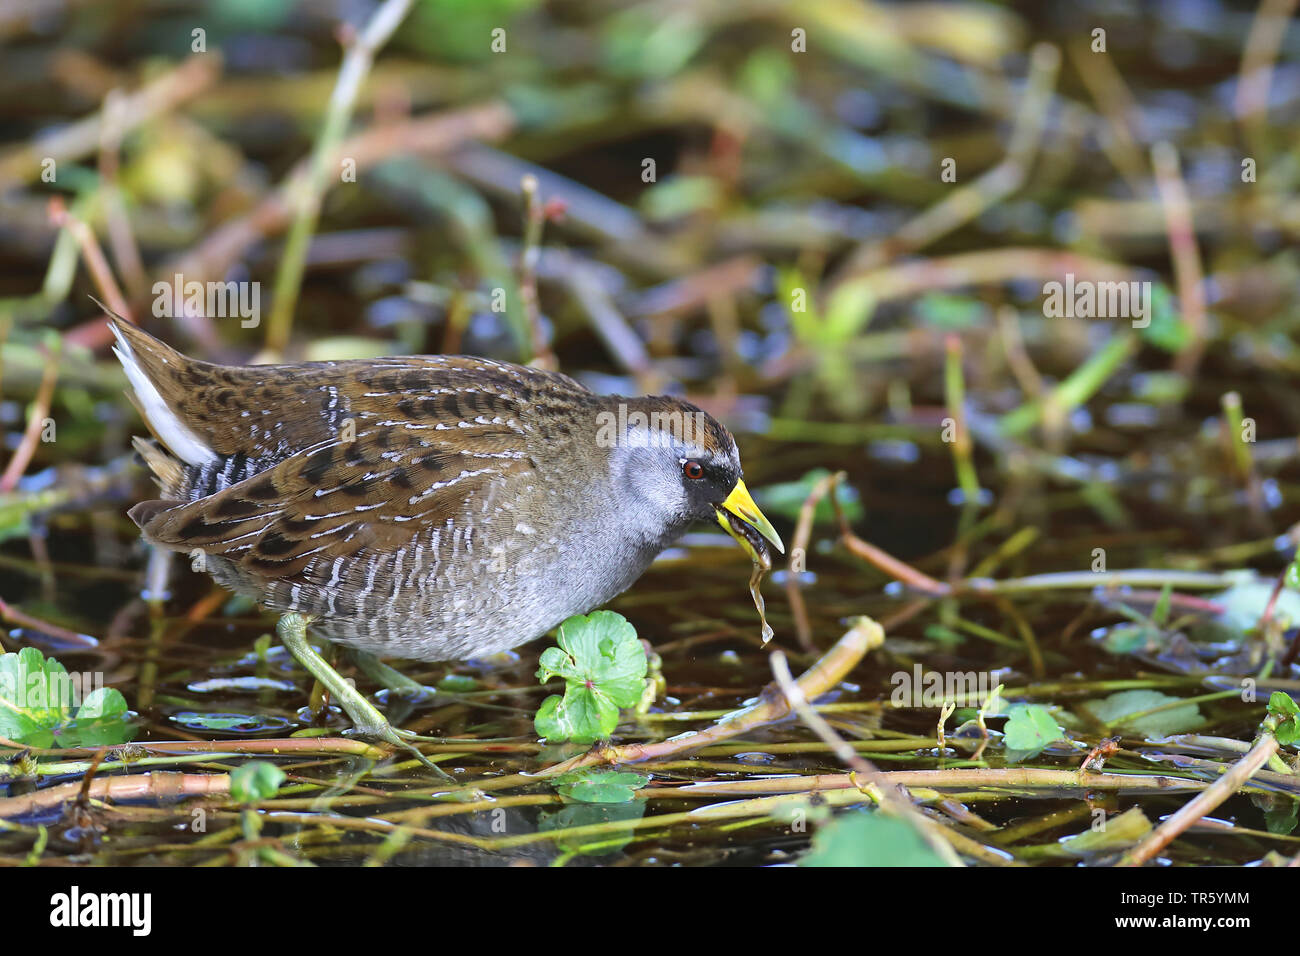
109 315 783 754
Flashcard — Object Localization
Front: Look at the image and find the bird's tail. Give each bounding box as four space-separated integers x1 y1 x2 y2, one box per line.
97 299 218 471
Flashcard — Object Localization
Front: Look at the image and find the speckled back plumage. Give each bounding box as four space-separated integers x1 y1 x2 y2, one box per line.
113 320 740 661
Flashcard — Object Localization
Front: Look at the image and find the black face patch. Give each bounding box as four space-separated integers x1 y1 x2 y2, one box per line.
680 455 740 519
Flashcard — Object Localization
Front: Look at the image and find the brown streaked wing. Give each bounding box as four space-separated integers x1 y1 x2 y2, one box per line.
134 423 532 580
116 314 589 460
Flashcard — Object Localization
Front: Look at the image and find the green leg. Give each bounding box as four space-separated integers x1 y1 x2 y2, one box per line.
276 613 449 777
349 650 523 746
350 649 434 701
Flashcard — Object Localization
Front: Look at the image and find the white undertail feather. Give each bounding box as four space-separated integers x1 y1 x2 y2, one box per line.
110 321 218 467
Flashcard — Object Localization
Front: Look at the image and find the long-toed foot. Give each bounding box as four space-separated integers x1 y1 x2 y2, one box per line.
276 613 452 778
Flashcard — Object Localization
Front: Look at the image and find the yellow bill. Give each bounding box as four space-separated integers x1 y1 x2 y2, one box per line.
715 479 785 565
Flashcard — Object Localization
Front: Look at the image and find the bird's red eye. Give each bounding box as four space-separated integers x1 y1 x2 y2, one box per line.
683 460 704 480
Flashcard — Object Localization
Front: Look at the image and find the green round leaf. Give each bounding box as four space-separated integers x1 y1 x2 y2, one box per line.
230 761 286 804
533 612 647 743
801 812 950 867
0 648 134 748
1003 703 1066 758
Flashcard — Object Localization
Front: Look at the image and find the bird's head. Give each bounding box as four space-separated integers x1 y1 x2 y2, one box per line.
599 396 784 563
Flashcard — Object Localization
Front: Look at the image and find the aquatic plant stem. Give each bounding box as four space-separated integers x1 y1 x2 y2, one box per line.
1221 391 1268 527
962 568 1238 594
1 736 392 763
1152 141 1207 377
50 200 132 323
829 478 951 595
1067 38 1147 191
536 616 884 778
998 333 1136 438
770 647 965 866
785 469 843 651
830 43 1060 285
1118 732 1280 866
265 0 415 354
677 768 1209 799
991 595 1046 678
0 333 59 493
944 335 981 505
518 174 556 367
0 772 231 818
1235 0 1297 163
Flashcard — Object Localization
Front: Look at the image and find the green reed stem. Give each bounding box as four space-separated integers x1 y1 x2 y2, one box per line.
265 0 415 353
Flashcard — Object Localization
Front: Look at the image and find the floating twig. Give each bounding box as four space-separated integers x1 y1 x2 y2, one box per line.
1119 732 1281 866
0 772 230 818
770 647 965 866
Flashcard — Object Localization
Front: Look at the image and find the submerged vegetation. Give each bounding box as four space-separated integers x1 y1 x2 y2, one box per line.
1 0 1300 867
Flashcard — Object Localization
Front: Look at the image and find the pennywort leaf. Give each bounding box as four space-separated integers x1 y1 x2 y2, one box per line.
1079 689 1204 738
534 611 647 743
552 769 650 804
1003 703 1066 762
1268 691 1300 746
0 647 133 748
801 812 951 867
230 761 286 804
